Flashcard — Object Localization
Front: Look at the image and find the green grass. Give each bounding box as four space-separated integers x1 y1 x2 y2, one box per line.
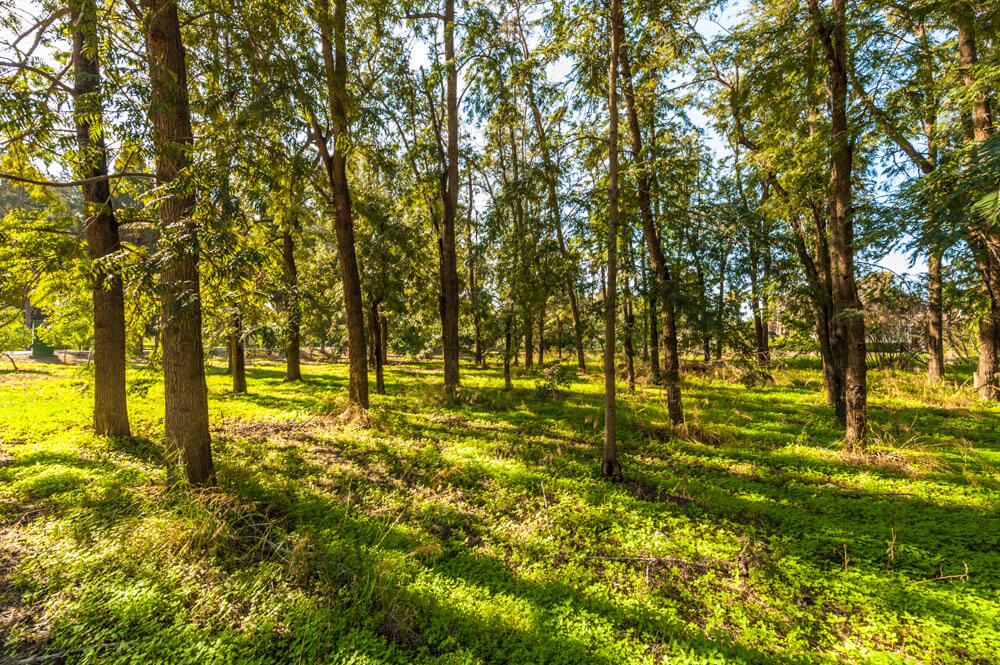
1 357 998 664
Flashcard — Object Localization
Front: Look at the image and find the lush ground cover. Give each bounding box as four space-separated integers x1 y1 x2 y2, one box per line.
1 358 998 664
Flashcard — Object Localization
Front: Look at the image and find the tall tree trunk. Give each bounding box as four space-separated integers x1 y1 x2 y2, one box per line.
955 5 999 399
231 313 246 394
603 0 622 479
439 0 461 396
927 247 945 381
142 0 213 484
466 176 484 368
537 300 545 366
72 0 130 438
318 0 368 408
618 32 682 423
370 301 385 395
381 313 388 365
282 225 302 381
623 278 635 391
715 251 727 360
809 0 867 447
503 314 513 391
524 314 534 371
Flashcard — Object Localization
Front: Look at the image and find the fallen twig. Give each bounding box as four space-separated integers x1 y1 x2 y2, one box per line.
909 561 969 586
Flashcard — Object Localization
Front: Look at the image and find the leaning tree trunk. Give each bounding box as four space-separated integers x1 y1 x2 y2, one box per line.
72 0 130 438
318 0 368 408
618 31 682 424
231 313 246 394
810 0 867 447
603 0 622 480
282 225 302 381
142 0 213 484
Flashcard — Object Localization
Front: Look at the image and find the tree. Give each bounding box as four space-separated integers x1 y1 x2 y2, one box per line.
603 0 622 480
141 0 214 484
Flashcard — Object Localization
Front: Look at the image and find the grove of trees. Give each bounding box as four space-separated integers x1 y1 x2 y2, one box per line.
2 0 998 482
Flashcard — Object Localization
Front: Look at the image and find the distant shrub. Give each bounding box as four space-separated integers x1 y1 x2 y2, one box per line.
534 363 571 398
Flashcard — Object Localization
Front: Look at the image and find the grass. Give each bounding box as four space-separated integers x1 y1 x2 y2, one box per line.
1 356 998 664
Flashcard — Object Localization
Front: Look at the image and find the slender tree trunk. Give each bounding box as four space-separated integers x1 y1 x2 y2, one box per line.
72 0 130 438
539 310 546 367
381 313 388 365
231 313 246 394
370 301 385 395
618 32 682 424
603 0 622 479
503 314 513 391
524 314 534 371
283 225 301 381
809 0 867 447
439 0 461 396
142 0 213 484
927 247 945 381
623 278 635 391
955 5 999 399
318 0 368 408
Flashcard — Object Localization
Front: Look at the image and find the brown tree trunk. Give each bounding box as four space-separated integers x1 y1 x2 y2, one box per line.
282 225 301 381
73 0 130 438
439 0 461 396
369 301 385 395
603 0 622 480
524 315 534 371
623 279 635 391
618 30 682 424
537 301 545 366
503 314 513 391
142 0 213 484
231 314 246 394
955 5 999 399
809 0 867 447
381 313 388 365
318 0 368 408
927 247 945 381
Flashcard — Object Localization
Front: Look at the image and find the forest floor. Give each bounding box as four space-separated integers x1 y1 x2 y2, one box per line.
1 357 998 664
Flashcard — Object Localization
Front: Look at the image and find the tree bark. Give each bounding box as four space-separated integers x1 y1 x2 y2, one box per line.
623 278 635 391
503 314 513 391
603 0 622 480
927 247 945 381
317 0 368 408
618 31 682 424
955 4 999 399
282 225 302 381
537 300 545 366
439 0 461 396
809 0 867 447
72 0 130 438
142 0 213 484
230 313 246 394
369 301 385 394
524 314 534 371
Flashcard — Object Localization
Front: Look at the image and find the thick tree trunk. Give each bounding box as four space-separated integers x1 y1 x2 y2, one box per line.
927 248 945 381
231 314 246 394
282 226 301 381
142 0 213 484
318 0 368 408
439 0 461 396
618 33 682 424
810 0 867 447
603 0 622 480
73 0 130 438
